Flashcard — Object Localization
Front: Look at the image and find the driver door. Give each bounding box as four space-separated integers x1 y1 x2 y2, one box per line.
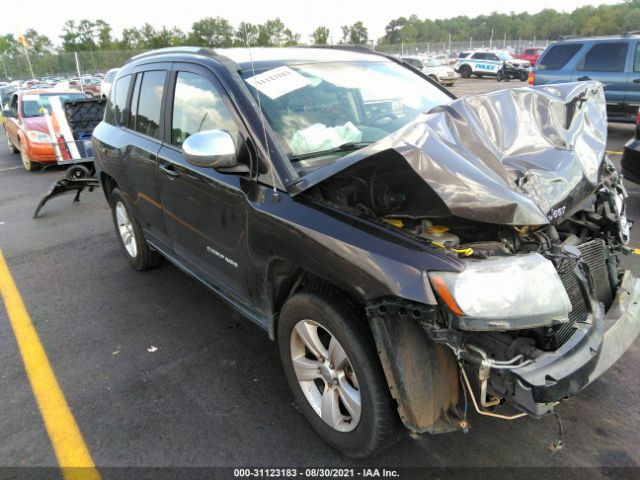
157 63 251 302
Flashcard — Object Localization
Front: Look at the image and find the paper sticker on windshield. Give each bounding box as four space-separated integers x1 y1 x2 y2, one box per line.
245 66 311 99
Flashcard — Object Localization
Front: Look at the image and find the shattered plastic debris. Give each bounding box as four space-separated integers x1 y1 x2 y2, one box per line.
147 346 158 353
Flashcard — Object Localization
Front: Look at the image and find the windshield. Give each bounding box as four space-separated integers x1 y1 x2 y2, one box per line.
21 93 87 117
423 58 441 67
497 52 515 61
243 60 451 163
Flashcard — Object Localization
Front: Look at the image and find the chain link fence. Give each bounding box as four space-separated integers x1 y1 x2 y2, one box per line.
0 49 149 82
0 39 553 82
375 39 550 56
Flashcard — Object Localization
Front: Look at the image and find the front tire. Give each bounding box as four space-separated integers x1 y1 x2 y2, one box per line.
278 286 402 457
20 145 39 171
109 188 163 270
459 65 472 78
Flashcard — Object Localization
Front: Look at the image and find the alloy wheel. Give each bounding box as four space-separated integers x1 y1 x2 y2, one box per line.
20 148 33 170
290 319 361 432
115 201 138 258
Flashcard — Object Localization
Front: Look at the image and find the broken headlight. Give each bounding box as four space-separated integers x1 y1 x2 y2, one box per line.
428 253 572 331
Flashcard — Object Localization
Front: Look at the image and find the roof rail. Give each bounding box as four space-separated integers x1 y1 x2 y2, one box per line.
559 35 579 40
304 44 373 54
126 47 216 64
622 30 640 37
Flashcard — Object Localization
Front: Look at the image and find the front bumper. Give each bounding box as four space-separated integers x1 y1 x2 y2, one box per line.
25 140 56 163
506 271 640 416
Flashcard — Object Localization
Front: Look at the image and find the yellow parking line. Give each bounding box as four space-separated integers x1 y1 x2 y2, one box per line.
606 150 624 155
0 249 100 480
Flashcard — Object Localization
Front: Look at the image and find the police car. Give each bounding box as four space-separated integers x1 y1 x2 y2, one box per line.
453 50 531 78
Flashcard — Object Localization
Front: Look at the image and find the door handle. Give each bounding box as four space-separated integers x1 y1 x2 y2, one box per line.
159 163 180 178
577 76 591 81
633 78 640 83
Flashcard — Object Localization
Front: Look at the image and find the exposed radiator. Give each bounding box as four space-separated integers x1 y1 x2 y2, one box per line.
551 239 612 348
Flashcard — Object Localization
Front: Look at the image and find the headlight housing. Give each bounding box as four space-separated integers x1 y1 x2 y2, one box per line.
428 253 572 331
27 130 51 144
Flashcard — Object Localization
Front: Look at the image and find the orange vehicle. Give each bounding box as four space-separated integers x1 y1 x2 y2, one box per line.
2 89 87 170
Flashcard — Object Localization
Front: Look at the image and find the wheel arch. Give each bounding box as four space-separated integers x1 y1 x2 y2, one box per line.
100 171 118 204
266 258 368 341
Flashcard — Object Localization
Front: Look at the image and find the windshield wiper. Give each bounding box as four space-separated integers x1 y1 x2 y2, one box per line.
289 142 372 162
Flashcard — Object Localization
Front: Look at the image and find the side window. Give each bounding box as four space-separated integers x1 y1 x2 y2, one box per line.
577 42 628 72
171 71 238 148
104 74 131 126
634 43 640 73
10 94 18 112
525 49 533 55
538 44 582 70
487 53 500 61
471 53 485 60
129 71 166 139
128 74 142 130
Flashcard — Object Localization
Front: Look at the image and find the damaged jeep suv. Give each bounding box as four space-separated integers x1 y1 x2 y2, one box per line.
93 46 640 457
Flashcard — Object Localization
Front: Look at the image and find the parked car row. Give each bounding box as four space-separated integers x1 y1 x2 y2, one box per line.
0 69 118 109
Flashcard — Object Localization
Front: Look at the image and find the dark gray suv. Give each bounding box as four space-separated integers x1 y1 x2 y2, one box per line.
93 46 640 457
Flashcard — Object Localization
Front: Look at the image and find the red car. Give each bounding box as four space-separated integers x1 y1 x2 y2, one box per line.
515 47 546 66
2 89 86 170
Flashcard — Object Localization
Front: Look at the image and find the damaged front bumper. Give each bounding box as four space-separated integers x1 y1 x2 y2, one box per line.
504 271 640 416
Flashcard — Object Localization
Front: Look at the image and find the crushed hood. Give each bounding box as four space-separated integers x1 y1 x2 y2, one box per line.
289 81 607 225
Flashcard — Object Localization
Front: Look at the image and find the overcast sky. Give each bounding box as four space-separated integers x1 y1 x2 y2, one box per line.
3 0 623 45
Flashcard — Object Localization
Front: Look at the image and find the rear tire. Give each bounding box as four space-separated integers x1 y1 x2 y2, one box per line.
496 71 504 82
278 285 403 457
428 74 439 84
459 65 472 78
109 188 163 270
4 128 18 154
519 71 529 82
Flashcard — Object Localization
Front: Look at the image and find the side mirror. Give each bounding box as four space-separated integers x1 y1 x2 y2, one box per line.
2 109 16 118
182 129 237 169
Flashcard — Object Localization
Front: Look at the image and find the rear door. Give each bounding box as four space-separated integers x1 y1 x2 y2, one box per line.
4 94 20 147
535 42 583 85
571 41 629 116
157 62 251 302
625 41 640 117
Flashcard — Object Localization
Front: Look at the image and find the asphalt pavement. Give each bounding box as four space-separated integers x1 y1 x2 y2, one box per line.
0 78 639 477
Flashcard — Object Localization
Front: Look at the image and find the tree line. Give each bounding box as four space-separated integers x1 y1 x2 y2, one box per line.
1 1 640 56
381 0 640 44
0 18 369 55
